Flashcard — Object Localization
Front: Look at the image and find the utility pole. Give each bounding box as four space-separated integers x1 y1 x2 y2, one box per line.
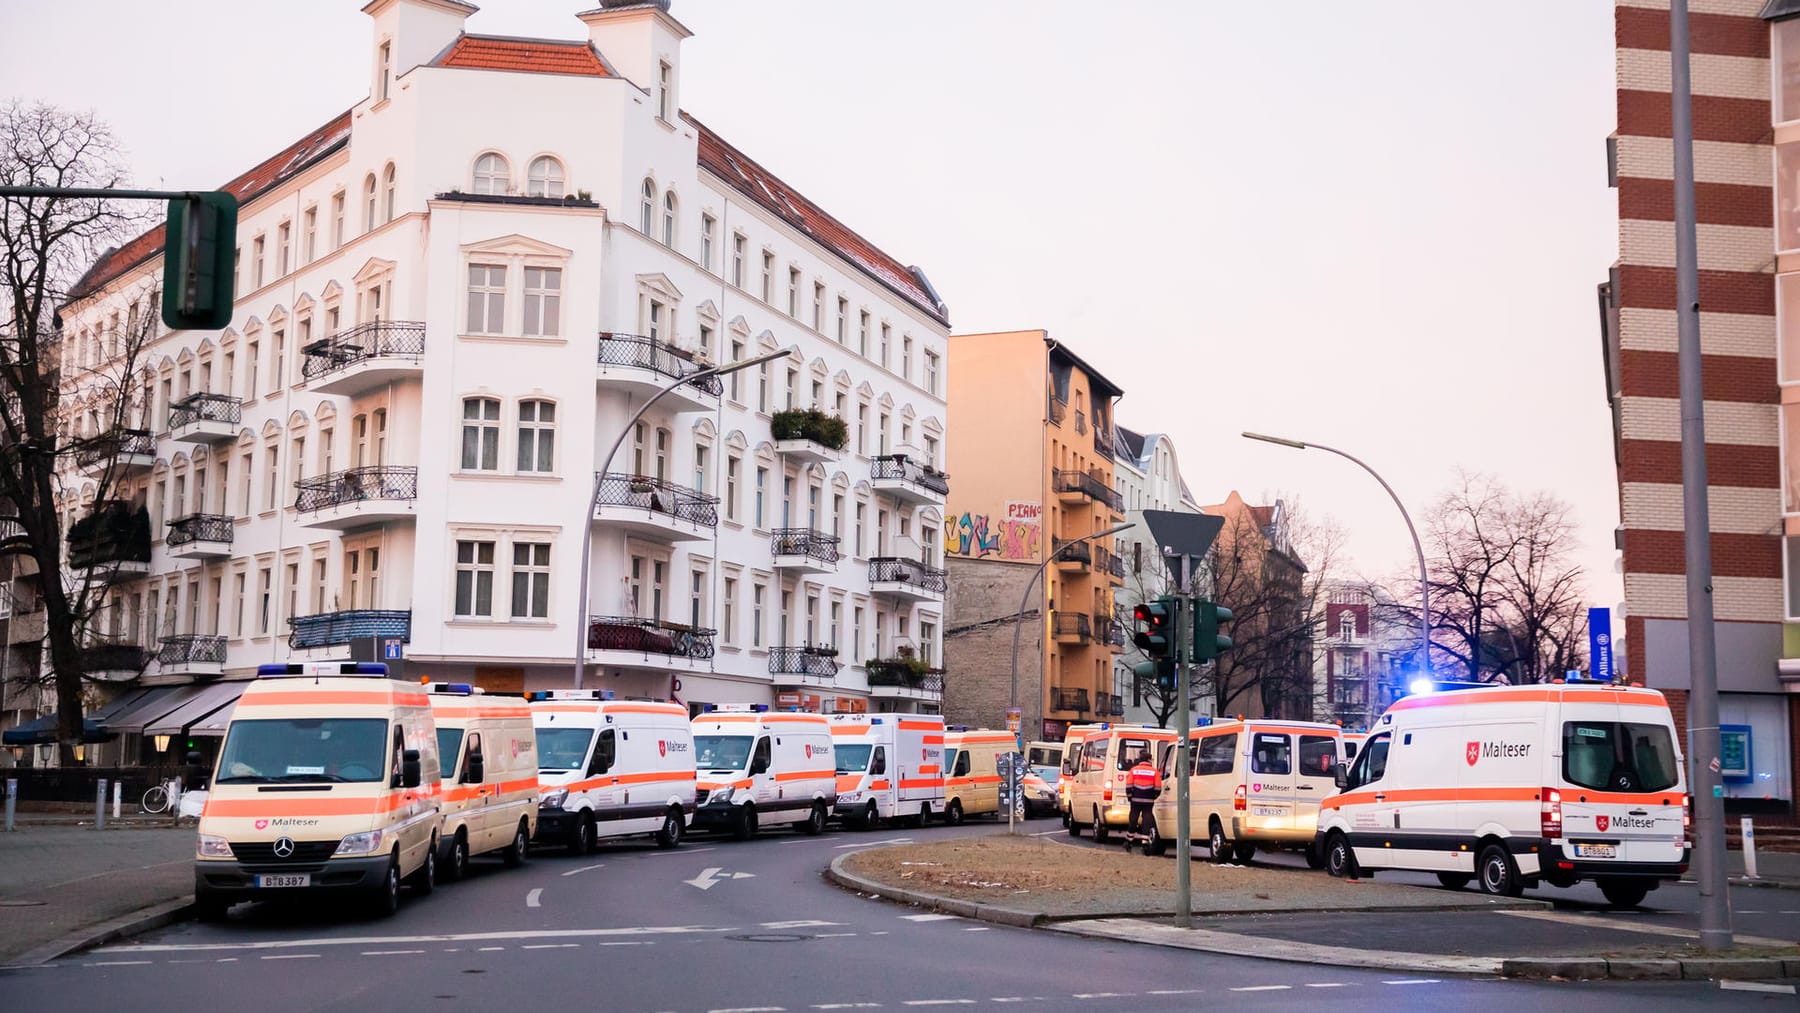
1669 0 1731 951
1171 551 1193 929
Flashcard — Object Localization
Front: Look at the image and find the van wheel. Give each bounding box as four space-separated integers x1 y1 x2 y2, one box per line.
945 799 964 826
1092 807 1110 843
1304 840 1326 870
1436 872 1472 891
655 807 684 849
1208 820 1230 864
569 813 596 856
862 800 881 829
1325 832 1357 879
733 805 758 841
1599 878 1652 908
802 802 828 835
410 840 437 895
369 854 402 917
445 832 469 882
1232 842 1256 864
1477 843 1523 897
1145 824 1166 857
914 802 931 827
502 821 529 868
1066 810 1081 837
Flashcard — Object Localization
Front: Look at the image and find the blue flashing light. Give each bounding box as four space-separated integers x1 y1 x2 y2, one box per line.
433 683 474 695
751 703 769 712
703 703 718 712
258 661 390 678
1407 677 1436 696
869 717 883 725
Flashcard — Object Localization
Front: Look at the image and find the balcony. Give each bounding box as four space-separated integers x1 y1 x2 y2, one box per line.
1096 692 1125 717
870 454 948 506
592 472 718 542
295 466 419 530
1052 538 1091 572
300 320 426 396
157 634 227 678
1048 393 1067 425
1094 425 1116 462
74 428 156 477
772 527 840 575
587 616 715 671
165 513 234 560
868 556 946 602
1051 468 1123 513
1051 687 1091 714
82 642 148 682
1101 545 1126 579
1051 611 1093 644
67 501 151 582
769 645 839 686
866 659 945 702
168 393 241 444
596 332 721 413
289 609 410 651
771 408 849 467
6 607 46 646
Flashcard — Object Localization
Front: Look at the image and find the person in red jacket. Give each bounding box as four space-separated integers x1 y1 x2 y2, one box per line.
1124 756 1161 851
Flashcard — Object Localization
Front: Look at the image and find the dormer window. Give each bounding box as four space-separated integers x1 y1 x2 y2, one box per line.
473 153 510 195
658 61 672 120
378 42 392 102
641 178 656 233
527 156 565 199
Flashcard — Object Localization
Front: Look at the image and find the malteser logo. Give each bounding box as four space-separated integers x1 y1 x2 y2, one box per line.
1467 741 1532 765
659 740 667 757
1596 815 1610 832
1466 742 1480 767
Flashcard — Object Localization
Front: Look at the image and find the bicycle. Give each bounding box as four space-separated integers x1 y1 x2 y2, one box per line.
140 778 178 815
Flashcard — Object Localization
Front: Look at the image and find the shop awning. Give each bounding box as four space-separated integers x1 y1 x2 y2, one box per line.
189 690 247 737
2 714 111 745
145 681 248 737
100 685 198 735
90 688 155 724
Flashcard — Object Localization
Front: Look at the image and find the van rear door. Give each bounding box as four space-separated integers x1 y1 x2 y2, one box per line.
1293 732 1339 834
1244 731 1296 830
1558 713 1686 867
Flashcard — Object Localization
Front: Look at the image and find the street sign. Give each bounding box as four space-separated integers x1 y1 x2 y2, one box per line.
1587 607 1613 682
383 638 404 661
1004 707 1021 733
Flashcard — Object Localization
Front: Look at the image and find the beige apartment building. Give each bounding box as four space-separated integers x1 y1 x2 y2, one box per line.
942 330 1124 741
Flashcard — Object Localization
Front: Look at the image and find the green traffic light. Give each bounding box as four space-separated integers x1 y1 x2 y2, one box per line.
1194 599 1234 662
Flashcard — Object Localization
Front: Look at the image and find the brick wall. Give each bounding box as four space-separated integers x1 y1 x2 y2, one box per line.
943 557 1043 734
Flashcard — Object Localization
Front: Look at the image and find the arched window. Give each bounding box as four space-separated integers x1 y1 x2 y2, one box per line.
527 156 565 199
362 174 377 232
382 163 397 223
640 178 655 234
472 153 509 195
662 191 677 247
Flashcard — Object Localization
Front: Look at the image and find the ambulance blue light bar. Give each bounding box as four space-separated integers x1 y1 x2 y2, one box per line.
431 683 474 695
258 662 389 678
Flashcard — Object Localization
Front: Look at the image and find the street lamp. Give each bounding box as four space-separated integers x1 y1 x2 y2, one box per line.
574 347 795 689
1241 432 1432 682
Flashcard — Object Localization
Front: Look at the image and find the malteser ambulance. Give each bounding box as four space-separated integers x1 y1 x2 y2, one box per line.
531 691 696 854
830 713 945 827
691 706 834 838
1057 724 1106 824
1065 724 1177 841
1150 720 1343 864
1315 683 1690 906
195 662 442 919
426 682 538 879
941 728 1021 824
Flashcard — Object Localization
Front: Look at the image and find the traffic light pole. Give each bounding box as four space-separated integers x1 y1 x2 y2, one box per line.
1172 554 1194 929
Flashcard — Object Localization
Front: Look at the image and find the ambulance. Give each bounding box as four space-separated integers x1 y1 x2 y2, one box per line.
941 728 1020 824
194 662 442 919
1148 719 1343 864
691 706 835 838
1064 723 1177 841
1342 732 1367 762
531 691 696 854
829 713 946 827
1056 724 1106 824
426 682 538 879
1315 683 1690 906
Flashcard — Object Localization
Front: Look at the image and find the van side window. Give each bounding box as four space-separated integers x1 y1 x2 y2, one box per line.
588 729 616 777
1297 735 1336 777
952 749 971 777
1251 733 1292 775
1082 737 1106 772
465 732 483 782
1348 733 1391 788
1061 740 1081 777
750 736 772 774
1196 734 1235 776
1116 738 1151 771
389 726 406 787
871 746 887 776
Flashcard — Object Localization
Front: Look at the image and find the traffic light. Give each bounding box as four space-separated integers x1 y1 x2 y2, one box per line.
1132 595 1176 659
162 191 238 330
1132 658 1176 693
1194 599 1234 662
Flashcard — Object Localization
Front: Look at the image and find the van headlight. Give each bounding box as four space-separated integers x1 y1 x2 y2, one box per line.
707 787 734 806
539 788 569 810
334 829 385 856
196 834 234 859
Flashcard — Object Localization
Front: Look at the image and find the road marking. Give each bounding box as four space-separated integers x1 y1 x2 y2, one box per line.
600 941 648 946
1146 990 1201 996
1304 983 1348 988
708 1008 785 1013
901 1002 974 1007
1497 909 1791 948
561 863 607 877
260 954 318 960
1738 910 1764 914
522 943 580 950
963 927 990 932
361 950 424 956
815 932 860 938
1071 993 1132 999
1030 830 1063 837
477 946 505 952
1382 979 1439 985
899 914 958 922
215 958 237 963
835 837 914 850
868 931 890 936
687 867 756 890
1721 981 1797 995
96 924 736 953
814 1004 883 1009
1780 910 1800 915
762 920 842 930
990 1000 1029 1005
1229 985 1290 992
526 888 543 908
88 960 152 966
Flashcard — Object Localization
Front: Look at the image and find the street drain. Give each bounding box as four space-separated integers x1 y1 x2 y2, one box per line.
727 933 810 943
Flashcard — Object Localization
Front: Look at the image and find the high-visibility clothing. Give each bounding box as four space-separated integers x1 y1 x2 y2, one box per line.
1125 760 1160 802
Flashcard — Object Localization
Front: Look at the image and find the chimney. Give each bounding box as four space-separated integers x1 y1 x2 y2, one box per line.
578 2 692 119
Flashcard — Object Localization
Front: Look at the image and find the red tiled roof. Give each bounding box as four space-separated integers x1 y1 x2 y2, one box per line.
686 114 945 325
64 111 354 305
435 36 610 77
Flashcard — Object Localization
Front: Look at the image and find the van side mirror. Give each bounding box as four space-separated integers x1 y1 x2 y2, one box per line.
750 756 770 776
401 748 422 789
463 753 484 784
1333 762 1349 791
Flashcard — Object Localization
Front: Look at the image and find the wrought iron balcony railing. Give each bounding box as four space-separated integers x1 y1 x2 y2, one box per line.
867 556 947 593
166 513 234 547
587 616 716 659
865 661 945 694
158 634 227 667
300 320 425 381
289 609 410 650
82 642 148 672
871 454 949 496
769 645 839 679
1093 425 1116 462
1052 611 1093 641
772 527 841 565
1052 538 1091 566
597 332 723 396
1052 687 1090 713
295 466 419 513
73 428 154 470
168 392 242 430
1051 468 1123 512
594 472 719 527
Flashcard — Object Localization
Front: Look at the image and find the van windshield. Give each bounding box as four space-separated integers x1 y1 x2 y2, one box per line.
1563 721 1680 793
215 718 388 783
695 735 754 771
535 727 594 772
835 744 873 774
437 729 464 777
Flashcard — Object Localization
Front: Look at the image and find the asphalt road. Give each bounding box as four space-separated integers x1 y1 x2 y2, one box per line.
0 818 1790 1012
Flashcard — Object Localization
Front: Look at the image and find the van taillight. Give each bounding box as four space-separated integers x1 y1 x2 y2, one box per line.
1683 794 1692 844
1540 787 1562 840
1234 784 1246 812
1103 779 1113 802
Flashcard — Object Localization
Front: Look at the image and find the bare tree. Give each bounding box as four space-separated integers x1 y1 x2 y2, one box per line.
1 101 155 763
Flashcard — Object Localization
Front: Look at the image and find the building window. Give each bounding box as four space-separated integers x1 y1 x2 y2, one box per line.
363 173 377 232
646 299 665 343
251 235 265 289
698 323 713 361
640 178 656 233
302 207 317 264
901 335 912 379
813 283 825 331
527 156 565 198
1779 19 1800 125
467 263 506 334
925 351 940 395
271 328 285 391
836 297 848 344
455 540 496 618
330 191 345 249
512 542 551 619
787 267 800 316
382 163 397 222
377 41 392 101
725 453 740 520
924 434 939 468
473 152 509 194
523 266 561 336
694 442 709 494
258 566 272 634
517 400 555 473
752 583 766 648
879 324 890 367
689 569 705 628
754 466 767 528
661 191 677 246
722 577 737 644
461 397 501 471
856 404 868 455
729 338 745 401
732 234 746 287
700 214 716 271
658 61 672 120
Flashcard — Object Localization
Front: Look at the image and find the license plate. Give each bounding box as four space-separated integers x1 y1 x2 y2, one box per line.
1252 805 1286 817
1573 843 1617 860
835 794 855 804
254 873 310 888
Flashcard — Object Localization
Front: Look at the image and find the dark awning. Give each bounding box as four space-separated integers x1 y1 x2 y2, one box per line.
2 714 112 746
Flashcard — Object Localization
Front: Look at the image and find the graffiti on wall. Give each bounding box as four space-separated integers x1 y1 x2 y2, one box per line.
951 501 1042 561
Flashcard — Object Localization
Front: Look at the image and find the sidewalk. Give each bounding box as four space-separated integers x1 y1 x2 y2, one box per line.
1722 848 1800 889
0 824 196 966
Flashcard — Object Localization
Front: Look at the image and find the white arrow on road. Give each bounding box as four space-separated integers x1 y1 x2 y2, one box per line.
833 837 913 850
685 867 757 890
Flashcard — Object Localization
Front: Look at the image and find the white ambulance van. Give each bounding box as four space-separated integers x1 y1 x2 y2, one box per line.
1149 719 1343 864
195 662 441 919
1057 724 1106 824
830 713 945 827
426 682 538 879
1315 683 1690 906
1065 724 1177 841
691 706 834 838
530 691 696 854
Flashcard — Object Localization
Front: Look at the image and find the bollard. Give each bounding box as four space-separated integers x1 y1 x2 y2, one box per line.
95 778 107 830
1742 816 1759 880
170 782 182 821
4 778 15 832
112 781 121 820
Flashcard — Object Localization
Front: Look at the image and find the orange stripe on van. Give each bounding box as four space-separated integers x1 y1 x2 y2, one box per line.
238 690 430 708
868 780 891 791
831 726 874 737
947 775 1002 787
897 721 943 731
773 769 834 782
444 776 538 803
697 778 753 791
1387 688 1669 712
1322 787 1544 811
698 714 828 725
918 764 940 775
897 778 941 790
922 735 944 745
1563 789 1685 805
202 792 432 818
604 704 689 716
558 770 697 793
835 774 862 792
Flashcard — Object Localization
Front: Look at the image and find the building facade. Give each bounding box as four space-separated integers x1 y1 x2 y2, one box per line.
1311 581 1407 732
1598 0 1796 813
942 330 1123 741
1198 492 1312 723
22 0 952 765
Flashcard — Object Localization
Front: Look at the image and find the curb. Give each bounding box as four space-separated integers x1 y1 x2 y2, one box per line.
826 853 1046 928
1500 955 1800 981
5 897 195 968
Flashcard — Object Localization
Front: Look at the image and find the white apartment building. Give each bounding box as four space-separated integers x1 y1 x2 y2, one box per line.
1108 425 1207 726
43 0 951 761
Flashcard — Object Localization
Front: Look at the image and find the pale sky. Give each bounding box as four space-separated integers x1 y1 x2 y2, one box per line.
0 0 1625 607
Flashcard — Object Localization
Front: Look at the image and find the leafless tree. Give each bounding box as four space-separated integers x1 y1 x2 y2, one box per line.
1 101 155 763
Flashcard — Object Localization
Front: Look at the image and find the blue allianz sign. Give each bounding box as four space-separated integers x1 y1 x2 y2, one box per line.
1588 607 1614 682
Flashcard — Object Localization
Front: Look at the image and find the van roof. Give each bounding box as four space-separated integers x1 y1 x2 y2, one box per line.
1184 719 1343 735
531 700 689 718
237 677 429 712
696 712 829 726
1386 684 1668 716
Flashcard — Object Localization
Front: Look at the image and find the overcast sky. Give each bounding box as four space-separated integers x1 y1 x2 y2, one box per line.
0 0 1624 607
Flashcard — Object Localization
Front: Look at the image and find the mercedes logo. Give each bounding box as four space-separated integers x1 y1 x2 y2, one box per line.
272 837 295 859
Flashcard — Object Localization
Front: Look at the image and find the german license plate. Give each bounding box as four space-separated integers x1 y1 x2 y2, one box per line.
1252 805 1285 817
1573 843 1617 860
255 873 310 888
